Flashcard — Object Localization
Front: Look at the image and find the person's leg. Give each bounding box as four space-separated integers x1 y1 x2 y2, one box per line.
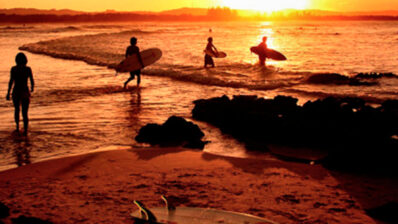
136 70 141 87
124 77 133 88
12 97 20 131
210 57 215 68
259 55 265 66
21 97 30 135
124 72 136 88
205 55 212 68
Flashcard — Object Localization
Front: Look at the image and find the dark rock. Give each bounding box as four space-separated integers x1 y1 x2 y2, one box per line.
355 72 397 79
11 216 54 224
136 116 206 149
0 202 9 219
192 95 398 174
135 123 164 145
307 73 350 84
382 100 398 112
366 202 398 223
306 73 377 86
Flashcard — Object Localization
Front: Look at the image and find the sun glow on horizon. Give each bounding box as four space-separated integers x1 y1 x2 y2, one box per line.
221 0 310 12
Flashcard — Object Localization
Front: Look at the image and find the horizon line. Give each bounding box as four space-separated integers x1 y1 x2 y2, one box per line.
2 7 398 14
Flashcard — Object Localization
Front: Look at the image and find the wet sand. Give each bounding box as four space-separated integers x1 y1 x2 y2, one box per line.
1 147 396 224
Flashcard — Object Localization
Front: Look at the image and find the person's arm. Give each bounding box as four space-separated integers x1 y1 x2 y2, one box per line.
6 68 14 100
29 67 34 92
137 47 144 68
212 43 218 53
125 47 130 58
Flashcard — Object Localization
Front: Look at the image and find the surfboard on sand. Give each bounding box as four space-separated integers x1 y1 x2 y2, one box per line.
116 48 162 73
250 46 287 61
131 200 278 224
204 49 227 58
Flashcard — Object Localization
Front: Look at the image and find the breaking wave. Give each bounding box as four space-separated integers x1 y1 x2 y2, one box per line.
18 30 398 100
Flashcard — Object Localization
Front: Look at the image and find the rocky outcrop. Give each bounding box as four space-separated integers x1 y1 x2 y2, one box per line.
136 116 206 149
306 73 376 86
305 72 398 86
192 95 398 173
354 72 398 79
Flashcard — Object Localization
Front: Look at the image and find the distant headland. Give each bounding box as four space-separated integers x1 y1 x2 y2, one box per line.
1 7 398 23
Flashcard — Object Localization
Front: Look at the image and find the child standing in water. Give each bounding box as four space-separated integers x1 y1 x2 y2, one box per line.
6 52 34 136
124 37 144 88
204 37 218 68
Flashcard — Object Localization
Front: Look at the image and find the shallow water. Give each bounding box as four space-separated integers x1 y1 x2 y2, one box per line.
0 21 397 171
17 21 398 100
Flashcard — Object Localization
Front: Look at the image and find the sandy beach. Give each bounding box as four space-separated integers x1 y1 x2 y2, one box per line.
1 147 396 224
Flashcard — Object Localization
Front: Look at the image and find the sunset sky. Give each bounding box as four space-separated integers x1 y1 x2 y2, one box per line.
1 0 398 12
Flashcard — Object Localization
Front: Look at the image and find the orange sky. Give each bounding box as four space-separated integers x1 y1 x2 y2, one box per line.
1 0 398 12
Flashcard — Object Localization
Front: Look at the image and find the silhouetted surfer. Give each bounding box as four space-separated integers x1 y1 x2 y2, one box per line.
6 53 34 135
257 36 268 66
204 37 218 68
124 37 144 88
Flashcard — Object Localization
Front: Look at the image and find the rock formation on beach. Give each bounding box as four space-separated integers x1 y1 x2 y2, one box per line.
192 95 398 173
306 72 398 86
136 116 206 149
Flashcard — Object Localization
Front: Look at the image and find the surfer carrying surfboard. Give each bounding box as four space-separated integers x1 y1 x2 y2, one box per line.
250 37 286 63
204 37 218 68
257 36 268 66
124 37 144 88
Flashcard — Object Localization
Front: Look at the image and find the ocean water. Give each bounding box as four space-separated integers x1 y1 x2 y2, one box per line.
0 21 397 171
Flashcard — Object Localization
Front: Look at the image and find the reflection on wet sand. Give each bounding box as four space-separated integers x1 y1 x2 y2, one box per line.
126 87 142 133
11 131 31 167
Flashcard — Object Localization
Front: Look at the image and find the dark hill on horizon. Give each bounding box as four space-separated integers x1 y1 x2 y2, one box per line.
1 7 398 23
1 7 398 17
0 8 84 15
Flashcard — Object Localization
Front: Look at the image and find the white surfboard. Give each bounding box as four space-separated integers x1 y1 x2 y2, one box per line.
131 207 278 224
116 48 162 73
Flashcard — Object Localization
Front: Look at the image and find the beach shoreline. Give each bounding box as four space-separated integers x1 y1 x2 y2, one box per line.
1 147 396 224
1 21 398 171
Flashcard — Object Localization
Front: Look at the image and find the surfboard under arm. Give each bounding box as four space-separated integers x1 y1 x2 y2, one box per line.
116 48 162 73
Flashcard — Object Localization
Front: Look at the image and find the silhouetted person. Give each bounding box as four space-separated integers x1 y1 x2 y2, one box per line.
204 37 218 68
124 37 144 88
6 53 34 135
257 36 268 66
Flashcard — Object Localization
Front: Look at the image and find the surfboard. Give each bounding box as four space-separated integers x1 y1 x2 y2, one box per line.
116 48 162 73
204 50 227 58
131 207 279 224
250 46 287 61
